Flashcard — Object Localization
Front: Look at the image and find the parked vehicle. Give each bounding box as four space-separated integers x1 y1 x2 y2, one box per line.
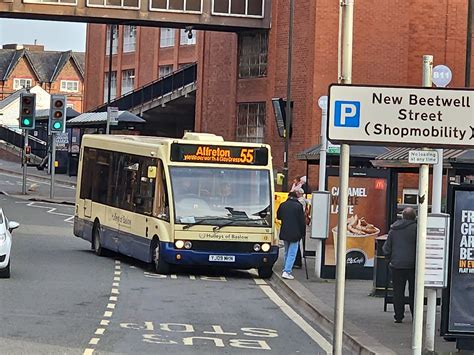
0 209 19 278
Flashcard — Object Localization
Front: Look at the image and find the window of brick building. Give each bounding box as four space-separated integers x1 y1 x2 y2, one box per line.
60 80 79 92
213 0 264 17
121 69 135 95
123 25 137 52
160 28 175 48
87 0 139 9
13 78 32 90
159 65 173 78
105 25 119 55
150 0 201 12
180 29 197 45
238 31 268 78
237 102 265 143
104 71 117 102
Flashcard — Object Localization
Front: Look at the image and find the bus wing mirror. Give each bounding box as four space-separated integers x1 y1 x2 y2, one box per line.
147 166 157 178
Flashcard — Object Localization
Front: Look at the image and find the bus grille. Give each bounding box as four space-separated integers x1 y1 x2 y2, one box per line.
189 241 262 253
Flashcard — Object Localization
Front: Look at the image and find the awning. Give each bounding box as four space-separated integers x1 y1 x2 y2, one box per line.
297 144 390 161
67 111 146 127
35 107 81 120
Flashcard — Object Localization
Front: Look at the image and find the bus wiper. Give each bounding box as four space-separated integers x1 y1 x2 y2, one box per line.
213 216 266 232
182 217 229 230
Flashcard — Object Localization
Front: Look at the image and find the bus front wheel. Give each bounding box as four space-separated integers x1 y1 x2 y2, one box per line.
93 222 106 257
152 241 170 275
257 266 273 279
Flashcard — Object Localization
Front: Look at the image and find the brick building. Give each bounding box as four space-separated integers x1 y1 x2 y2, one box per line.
84 0 471 185
0 44 85 112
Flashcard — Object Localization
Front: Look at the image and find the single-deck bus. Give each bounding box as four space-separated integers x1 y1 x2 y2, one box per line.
73 132 278 278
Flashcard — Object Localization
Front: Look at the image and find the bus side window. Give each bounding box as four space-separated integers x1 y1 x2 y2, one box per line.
154 160 169 221
80 147 96 200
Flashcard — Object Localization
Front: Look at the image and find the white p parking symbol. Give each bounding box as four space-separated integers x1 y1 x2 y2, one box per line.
334 101 360 128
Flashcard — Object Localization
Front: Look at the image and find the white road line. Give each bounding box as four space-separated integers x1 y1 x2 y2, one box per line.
95 328 105 335
104 311 113 317
100 320 110 326
25 201 74 222
83 349 94 355
255 281 333 354
109 296 118 301
89 338 100 345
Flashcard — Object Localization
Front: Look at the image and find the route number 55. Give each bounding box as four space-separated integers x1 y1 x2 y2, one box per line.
240 149 254 163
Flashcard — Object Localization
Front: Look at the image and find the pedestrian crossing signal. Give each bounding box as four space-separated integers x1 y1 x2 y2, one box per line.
19 93 36 130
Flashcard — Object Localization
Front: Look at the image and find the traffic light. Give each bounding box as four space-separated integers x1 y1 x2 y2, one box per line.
271 98 293 138
49 95 66 134
19 93 36 130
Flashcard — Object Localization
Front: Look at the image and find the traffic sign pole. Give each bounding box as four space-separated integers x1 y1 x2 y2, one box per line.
412 54 433 355
333 1 353 354
22 130 28 195
50 135 56 199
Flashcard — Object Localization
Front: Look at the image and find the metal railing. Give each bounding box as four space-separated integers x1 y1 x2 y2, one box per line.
92 63 197 113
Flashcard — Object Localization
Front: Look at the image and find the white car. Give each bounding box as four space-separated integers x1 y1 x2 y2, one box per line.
0 209 19 278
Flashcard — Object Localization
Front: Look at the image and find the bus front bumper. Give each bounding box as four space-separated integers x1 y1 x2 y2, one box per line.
160 242 279 269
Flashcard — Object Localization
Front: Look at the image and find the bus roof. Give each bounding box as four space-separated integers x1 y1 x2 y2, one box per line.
81 133 271 150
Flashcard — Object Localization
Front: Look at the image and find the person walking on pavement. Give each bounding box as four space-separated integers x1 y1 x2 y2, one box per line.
277 191 306 280
383 207 417 323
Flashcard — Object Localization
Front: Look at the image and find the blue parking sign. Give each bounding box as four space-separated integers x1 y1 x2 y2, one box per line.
334 101 360 128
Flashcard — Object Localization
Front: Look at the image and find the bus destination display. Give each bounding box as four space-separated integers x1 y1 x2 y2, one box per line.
171 144 269 165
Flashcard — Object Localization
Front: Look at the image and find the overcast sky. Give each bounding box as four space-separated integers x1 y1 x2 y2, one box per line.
0 19 86 52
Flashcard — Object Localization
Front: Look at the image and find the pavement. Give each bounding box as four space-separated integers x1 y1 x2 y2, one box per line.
0 157 463 354
270 253 461 354
0 158 76 204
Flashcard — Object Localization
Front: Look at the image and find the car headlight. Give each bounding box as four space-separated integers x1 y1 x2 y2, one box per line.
261 243 271 252
184 241 192 249
0 234 6 243
253 243 261 252
175 240 184 249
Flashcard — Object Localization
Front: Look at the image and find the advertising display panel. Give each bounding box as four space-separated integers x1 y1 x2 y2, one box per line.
447 189 474 333
324 175 388 273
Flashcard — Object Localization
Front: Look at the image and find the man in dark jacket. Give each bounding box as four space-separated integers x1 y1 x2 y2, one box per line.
383 207 417 323
277 191 306 280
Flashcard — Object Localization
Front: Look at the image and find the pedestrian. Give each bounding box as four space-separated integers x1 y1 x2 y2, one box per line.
293 187 308 268
383 207 417 323
277 191 306 280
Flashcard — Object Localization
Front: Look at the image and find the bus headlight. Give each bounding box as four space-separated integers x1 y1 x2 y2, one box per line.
253 243 261 252
261 243 271 252
175 240 185 249
184 241 192 249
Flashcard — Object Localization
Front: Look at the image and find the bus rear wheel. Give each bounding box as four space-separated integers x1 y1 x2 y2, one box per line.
152 241 170 275
257 266 273 279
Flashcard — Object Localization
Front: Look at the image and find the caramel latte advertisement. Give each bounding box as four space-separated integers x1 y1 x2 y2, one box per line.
325 176 388 267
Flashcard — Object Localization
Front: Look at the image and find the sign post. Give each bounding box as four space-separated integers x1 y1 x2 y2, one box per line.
106 107 119 134
332 1 354 354
327 57 474 354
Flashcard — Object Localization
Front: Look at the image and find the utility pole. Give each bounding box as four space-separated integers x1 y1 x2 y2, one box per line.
283 0 294 191
333 1 354 354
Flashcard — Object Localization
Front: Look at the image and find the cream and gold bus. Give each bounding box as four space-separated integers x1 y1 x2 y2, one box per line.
73 132 278 278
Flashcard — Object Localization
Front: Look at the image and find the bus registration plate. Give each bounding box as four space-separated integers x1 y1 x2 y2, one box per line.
209 255 235 262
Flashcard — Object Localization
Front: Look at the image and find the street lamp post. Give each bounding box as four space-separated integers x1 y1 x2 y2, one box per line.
283 0 294 191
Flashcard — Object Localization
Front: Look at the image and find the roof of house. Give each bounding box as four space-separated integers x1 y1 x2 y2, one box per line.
0 48 85 83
